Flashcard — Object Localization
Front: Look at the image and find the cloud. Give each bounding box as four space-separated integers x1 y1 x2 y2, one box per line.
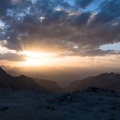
0 0 120 59
76 0 94 9
0 53 25 61
92 0 120 25
0 0 11 16
72 12 91 27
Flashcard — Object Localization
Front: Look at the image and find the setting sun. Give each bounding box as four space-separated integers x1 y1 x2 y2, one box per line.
21 51 56 66
22 51 55 59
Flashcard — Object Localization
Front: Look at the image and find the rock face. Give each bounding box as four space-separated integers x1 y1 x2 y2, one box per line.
65 73 120 92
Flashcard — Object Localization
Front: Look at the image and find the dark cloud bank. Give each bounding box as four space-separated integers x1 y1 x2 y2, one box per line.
0 0 120 59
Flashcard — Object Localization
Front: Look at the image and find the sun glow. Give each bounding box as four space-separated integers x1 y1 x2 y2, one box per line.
21 51 56 66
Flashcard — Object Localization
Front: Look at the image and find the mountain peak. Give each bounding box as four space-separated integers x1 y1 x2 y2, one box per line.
19 75 27 78
98 72 117 77
0 67 6 74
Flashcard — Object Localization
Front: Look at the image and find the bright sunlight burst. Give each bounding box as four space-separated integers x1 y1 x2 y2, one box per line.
21 51 56 66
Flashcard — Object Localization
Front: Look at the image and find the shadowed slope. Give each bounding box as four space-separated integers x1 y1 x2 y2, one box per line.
16 75 48 91
0 67 47 91
34 78 63 93
65 73 120 92
0 67 19 89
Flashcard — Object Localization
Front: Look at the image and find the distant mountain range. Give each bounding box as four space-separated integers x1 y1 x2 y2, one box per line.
65 72 120 92
1 67 120 93
0 67 63 92
4 65 120 87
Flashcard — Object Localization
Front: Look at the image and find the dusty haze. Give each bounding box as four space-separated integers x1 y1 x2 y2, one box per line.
2 65 120 87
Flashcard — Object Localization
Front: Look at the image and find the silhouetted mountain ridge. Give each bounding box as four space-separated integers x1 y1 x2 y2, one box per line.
0 67 19 89
16 75 47 91
65 72 120 92
0 67 62 92
1 67 120 93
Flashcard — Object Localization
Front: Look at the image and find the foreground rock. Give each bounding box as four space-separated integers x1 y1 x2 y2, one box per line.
0 88 120 120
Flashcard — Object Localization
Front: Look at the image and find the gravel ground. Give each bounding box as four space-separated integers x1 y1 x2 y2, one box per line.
0 89 120 120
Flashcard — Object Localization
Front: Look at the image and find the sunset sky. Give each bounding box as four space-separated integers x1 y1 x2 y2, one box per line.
0 0 120 67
